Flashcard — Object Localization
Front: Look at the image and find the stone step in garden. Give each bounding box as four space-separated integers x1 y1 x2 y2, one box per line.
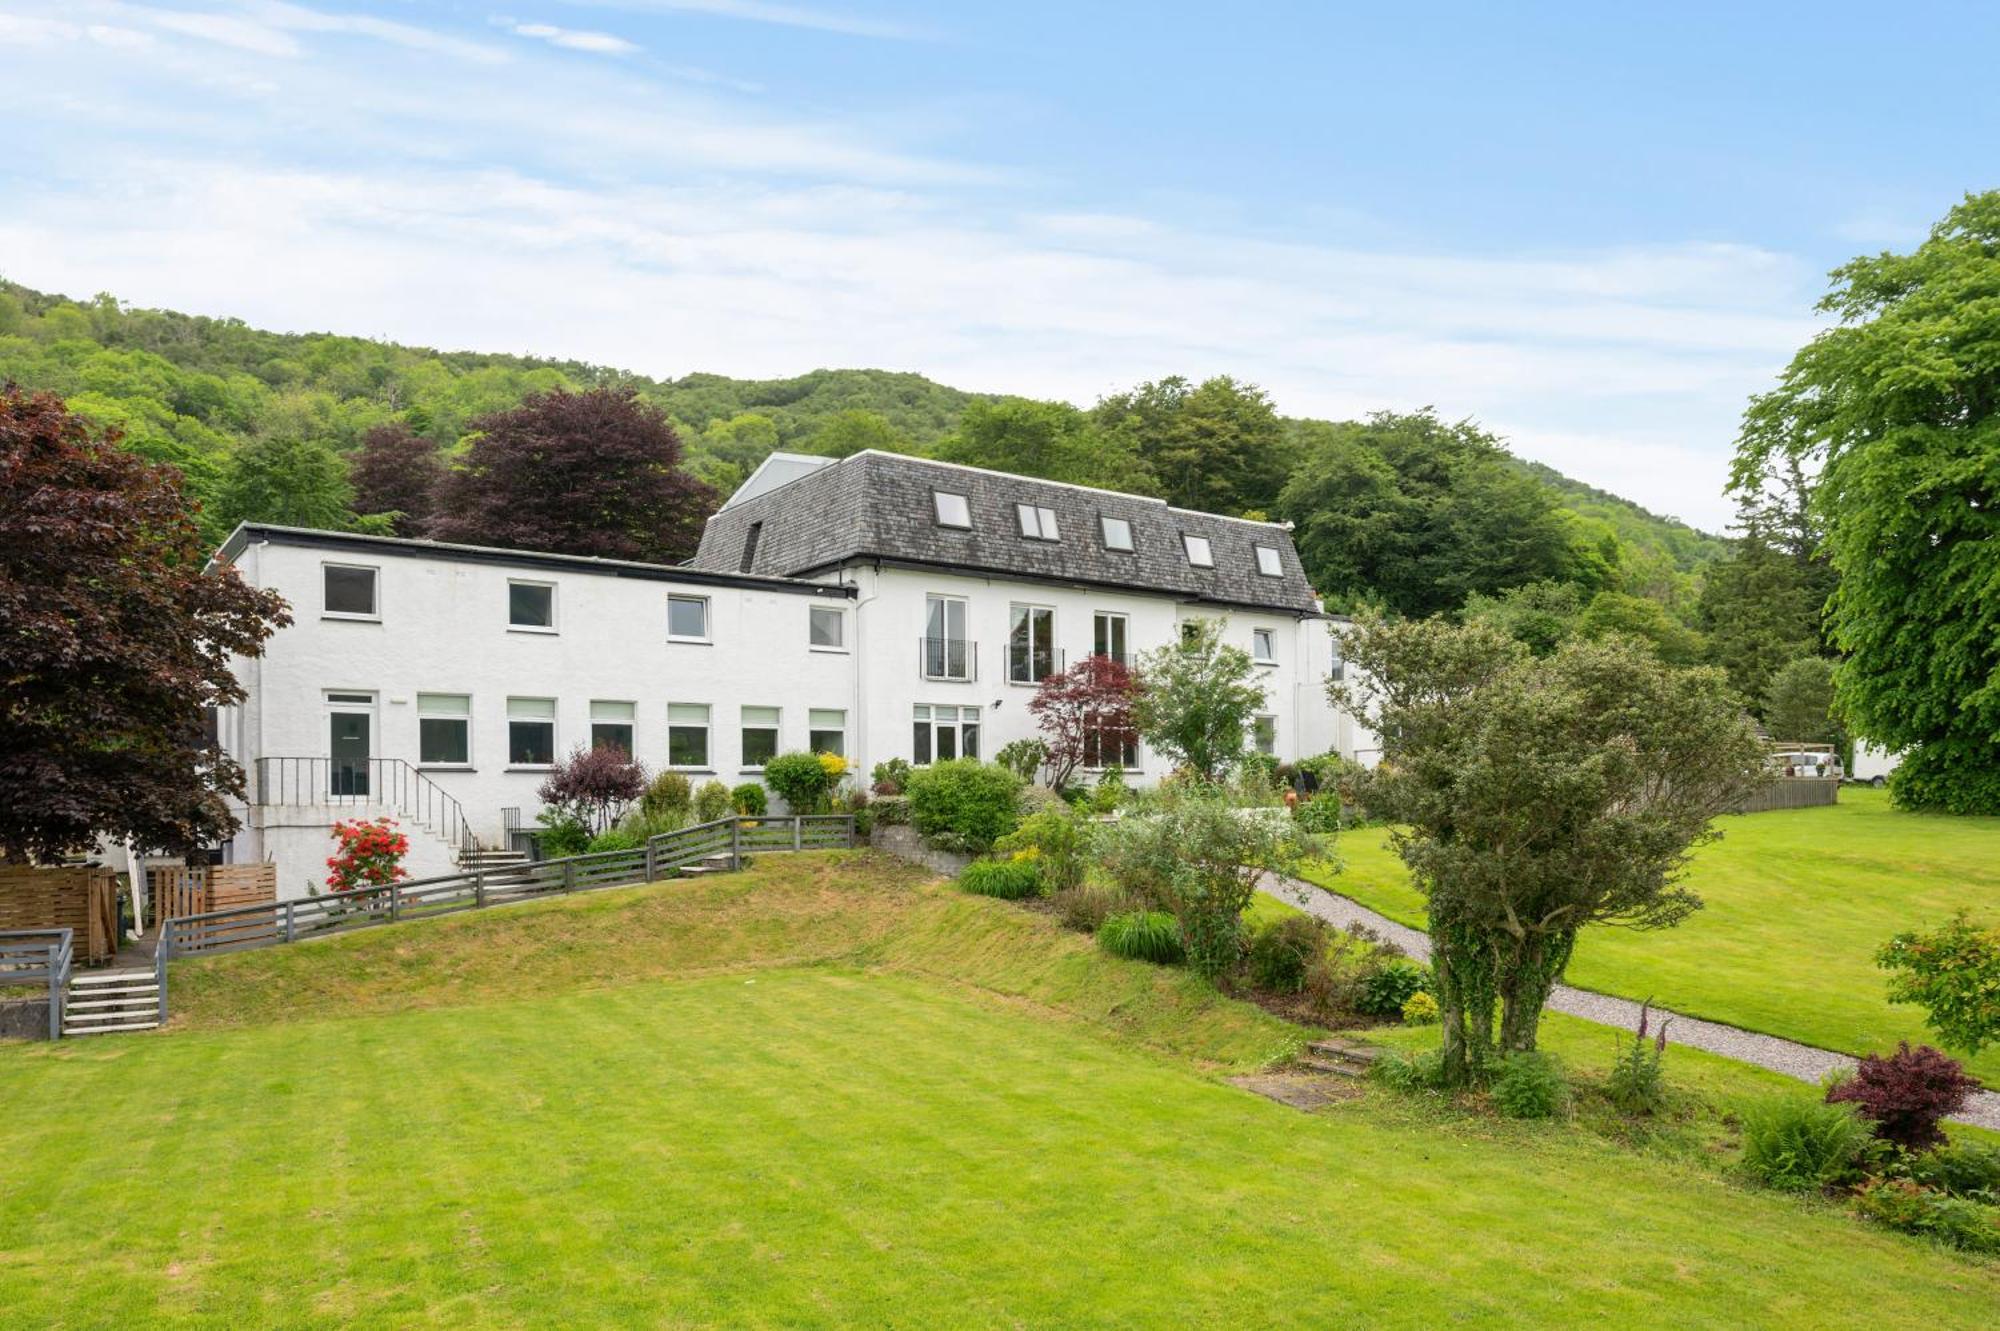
1293 1056 1365 1078
1307 1039 1381 1064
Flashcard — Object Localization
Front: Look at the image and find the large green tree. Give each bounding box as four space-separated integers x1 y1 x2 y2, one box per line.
213 436 358 533
1132 619 1266 782
1278 410 1573 617
1734 192 2000 813
936 398 1156 493
1092 376 1287 515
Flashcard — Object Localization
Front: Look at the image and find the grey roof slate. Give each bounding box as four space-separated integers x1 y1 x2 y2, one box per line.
689 451 1322 615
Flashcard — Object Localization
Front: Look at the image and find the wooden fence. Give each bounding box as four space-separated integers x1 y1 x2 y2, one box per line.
160 814 855 962
0 866 118 964
150 864 277 922
1734 778 1841 814
0 929 73 1039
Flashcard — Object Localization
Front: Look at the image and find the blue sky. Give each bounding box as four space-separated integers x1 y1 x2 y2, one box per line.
3 1 1994 527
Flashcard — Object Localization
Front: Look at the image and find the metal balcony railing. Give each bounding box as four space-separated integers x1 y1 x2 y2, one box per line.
920 635 977 682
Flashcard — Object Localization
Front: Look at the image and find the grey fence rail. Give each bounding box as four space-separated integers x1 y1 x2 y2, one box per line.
159 815 856 966
0 928 74 1040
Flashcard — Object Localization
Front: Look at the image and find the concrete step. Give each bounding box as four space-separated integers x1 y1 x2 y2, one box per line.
66 982 157 996
72 968 157 985
1294 1056 1365 1078
1307 1040 1380 1064
68 994 159 1010
65 1020 160 1036
677 865 727 878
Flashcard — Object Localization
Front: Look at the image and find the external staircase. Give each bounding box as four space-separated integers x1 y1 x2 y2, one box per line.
63 966 163 1036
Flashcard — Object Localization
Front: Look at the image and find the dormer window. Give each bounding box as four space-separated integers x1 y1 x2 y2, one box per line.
934 491 972 529
1182 533 1214 567
1254 544 1283 577
1016 503 1059 541
1100 515 1133 552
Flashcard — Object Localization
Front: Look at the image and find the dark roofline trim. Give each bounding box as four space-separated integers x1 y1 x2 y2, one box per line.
214 524 857 599
801 551 1326 619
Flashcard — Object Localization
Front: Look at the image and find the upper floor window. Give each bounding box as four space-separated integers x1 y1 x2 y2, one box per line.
809 605 846 651
509 579 555 630
1254 544 1283 577
1093 611 1129 667
1100 515 1134 552
418 693 471 766
1182 534 1214 567
667 594 710 642
1329 634 1347 684
1009 604 1056 684
933 490 972 529
1016 503 1060 541
924 594 971 681
323 563 378 619
1252 628 1277 665
507 696 556 767
590 700 635 755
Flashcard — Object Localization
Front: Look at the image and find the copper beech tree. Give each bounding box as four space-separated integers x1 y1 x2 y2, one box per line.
1028 654 1142 791
0 387 291 861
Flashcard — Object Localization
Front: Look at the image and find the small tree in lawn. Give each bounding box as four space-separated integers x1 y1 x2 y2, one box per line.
1132 619 1265 782
1334 616 1766 1087
537 746 647 835
0 387 291 862
1029 655 1141 792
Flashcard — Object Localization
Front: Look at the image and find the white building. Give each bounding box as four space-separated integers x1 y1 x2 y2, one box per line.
212 450 1370 898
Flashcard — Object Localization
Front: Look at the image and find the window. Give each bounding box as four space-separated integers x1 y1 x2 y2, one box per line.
508 580 555 630
418 693 471 766
1329 633 1347 684
933 490 972 529
1182 534 1214 567
740 706 780 768
1083 724 1138 772
1100 515 1134 552
913 705 980 764
1253 714 1277 757
667 594 710 641
1252 628 1277 665
809 605 846 651
507 697 556 767
590 700 635 755
1093 611 1129 666
1008 604 1056 684
1254 544 1283 577
323 563 378 618
1015 503 1059 541
739 521 762 573
809 708 847 757
667 703 711 768
924 594 971 680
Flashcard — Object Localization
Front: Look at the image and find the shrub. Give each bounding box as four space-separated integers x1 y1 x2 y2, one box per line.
1372 1049 1446 1093
1357 958 1431 1017
958 859 1043 901
538 745 648 833
640 770 692 820
1876 911 2000 1057
995 738 1048 782
1292 793 1343 836
730 782 768 816
1605 1002 1672 1116
325 817 410 893
1900 1141 2000 1202
1244 914 1328 994
586 827 641 853
1825 1042 1980 1152
871 795 911 826
1400 991 1440 1026
1300 936 1375 1021
1850 1178 2000 1254
693 780 732 823
1098 910 1186 965
904 759 1023 853
535 810 590 859
995 805 1091 894
618 808 686 841
763 750 840 814
1017 783 1065 818
1051 884 1126 933
1091 766 1127 814
870 757 912 796
1489 1051 1567 1119
1740 1097 1874 1192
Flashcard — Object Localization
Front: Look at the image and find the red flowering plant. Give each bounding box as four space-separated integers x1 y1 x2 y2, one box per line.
325 817 411 895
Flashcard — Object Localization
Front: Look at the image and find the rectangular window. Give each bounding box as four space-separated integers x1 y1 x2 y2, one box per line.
1100 515 1133 552
1008 604 1056 684
668 703 711 768
667 594 710 641
933 490 972 529
809 605 846 650
914 705 979 765
1252 628 1277 664
1254 544 1283 577
740 706 780 768
1083 725 1138 771
1015 502 1059 541
507 696 556 767
418 693 471 766
508 580 555 630
1182 533 1214 567
809 708 846 757
323 563 378 618
1253 714 1277 757
1330 633 1347 684
590 700 635 755
924 594 971 680
1093 611 1129 666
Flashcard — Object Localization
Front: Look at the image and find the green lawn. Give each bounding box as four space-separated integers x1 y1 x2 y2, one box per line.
1306 787 2000 1082
4 852 1997 1326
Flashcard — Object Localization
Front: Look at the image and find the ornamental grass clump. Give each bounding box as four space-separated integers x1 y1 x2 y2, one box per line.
1098 911 1186 965
957 860 1042 901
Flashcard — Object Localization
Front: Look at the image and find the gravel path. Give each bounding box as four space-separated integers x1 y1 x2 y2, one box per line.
1260 872 2000 1131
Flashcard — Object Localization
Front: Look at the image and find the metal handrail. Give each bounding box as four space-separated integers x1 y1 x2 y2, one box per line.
918 635 977 682
254 756 481 853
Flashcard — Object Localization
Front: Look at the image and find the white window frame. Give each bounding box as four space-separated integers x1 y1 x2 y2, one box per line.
506 696 557 769
913 704 980 765
924 594 972 681
322 562 380 621
1253 544 1283 578
1007 603 1057 685
1099 515 1134 552
739 705 780 770
1093 611 1129 667
1252 627 1278 666
1182 533 1214 568
1015 503 1060 541
417 692 473 769
667 594 712 643
808 708 847 757
667 702 712 770
507 578 557 633
809 604 847 653
1082 724 1139 773
590 699 636 755
933 490 972 529
1252 713 1278 757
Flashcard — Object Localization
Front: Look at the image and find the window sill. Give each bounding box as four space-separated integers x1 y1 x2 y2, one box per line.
1254 660 1279 669
322 613 382 624
667 637 713 646
505 765 555 773
921 676 977 685
668 767 717 775
419 765 475 773
507 625 559 636
738 768 768 776
809 646 850 655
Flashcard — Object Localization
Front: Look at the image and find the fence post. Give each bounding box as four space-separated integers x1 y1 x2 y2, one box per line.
563 859 576 893
155 947 168 1027
47 940 61 1041
475 864 487 909
644 837 657 884
731 819 742 871
283 900 296 944
793 817 803 852
390 880 402 922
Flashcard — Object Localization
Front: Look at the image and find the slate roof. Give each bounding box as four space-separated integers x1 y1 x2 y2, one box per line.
689 451 1322 615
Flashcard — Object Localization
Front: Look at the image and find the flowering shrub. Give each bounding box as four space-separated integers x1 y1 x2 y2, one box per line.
1606 1001 1672 1115
1826 1042 1980 1151
326 817 409 894
765 751 841 813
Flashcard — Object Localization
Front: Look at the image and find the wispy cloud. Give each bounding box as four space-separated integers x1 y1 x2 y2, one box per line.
568 0 927 41
502 20 640 56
